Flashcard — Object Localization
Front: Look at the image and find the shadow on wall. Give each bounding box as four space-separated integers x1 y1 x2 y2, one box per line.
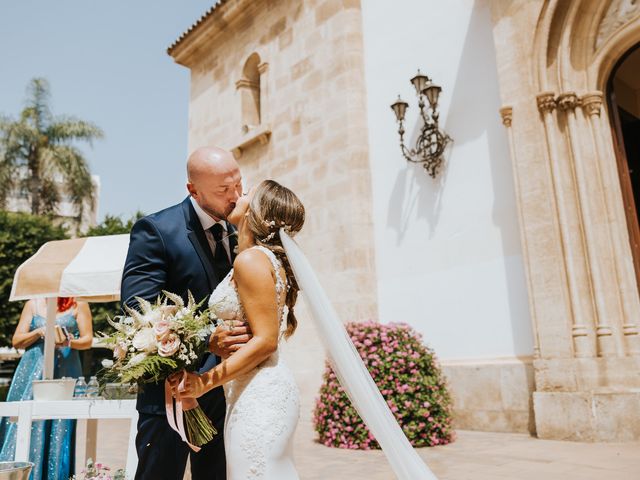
386 78 452 242
387 0 533 355
387 162 449 243
448 0 532 355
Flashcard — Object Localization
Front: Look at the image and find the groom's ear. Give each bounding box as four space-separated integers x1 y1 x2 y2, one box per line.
186 183 197 198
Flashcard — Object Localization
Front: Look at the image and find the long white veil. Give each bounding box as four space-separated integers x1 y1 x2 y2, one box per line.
280 229 438 480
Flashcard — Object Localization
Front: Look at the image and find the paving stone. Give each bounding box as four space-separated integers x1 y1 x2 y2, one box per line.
78 416 640 479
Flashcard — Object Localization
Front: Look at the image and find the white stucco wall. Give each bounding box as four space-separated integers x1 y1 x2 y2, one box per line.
360 0 534 359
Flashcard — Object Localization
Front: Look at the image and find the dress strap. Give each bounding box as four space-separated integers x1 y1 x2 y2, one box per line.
252 246 286 297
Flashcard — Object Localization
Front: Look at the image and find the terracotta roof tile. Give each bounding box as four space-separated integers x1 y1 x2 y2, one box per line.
167 0 230 55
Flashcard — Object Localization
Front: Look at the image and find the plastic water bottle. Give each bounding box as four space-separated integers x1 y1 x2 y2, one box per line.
74 376 87 398
86 376 99 398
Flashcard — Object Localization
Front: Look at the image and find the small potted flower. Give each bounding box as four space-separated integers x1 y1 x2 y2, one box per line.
70 458 126 480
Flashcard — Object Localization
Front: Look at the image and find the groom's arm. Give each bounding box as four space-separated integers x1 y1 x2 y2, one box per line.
121 217 167 311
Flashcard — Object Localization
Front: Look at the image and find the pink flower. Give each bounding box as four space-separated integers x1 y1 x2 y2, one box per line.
158 333 181 357
113 342 127 360
154 320 171 341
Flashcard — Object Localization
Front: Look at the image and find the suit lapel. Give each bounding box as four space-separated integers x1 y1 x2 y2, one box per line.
182 199 218 290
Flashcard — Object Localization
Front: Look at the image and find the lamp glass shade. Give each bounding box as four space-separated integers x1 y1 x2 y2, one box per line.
391 97 409 121
422 82 442 108
410 71 429 95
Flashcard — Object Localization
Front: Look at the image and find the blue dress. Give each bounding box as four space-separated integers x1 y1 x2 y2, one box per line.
0 312 82 480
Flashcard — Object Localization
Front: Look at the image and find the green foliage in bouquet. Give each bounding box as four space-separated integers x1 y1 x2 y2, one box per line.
313 321 454 449
0 211 67 346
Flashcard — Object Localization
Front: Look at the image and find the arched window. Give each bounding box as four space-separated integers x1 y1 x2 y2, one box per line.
237 53 261 132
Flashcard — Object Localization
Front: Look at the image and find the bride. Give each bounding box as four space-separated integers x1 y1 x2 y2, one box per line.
171 179 436 480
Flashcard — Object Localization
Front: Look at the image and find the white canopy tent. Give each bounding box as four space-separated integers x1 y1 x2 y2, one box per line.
9 234 130 379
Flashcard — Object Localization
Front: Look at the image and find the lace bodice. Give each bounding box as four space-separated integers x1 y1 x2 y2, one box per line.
208 245 288 337
208 245 300 480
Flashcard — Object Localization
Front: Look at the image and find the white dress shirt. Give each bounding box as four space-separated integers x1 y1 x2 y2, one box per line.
190 197 231 262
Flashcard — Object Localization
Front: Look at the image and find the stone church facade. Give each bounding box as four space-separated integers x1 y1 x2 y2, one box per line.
169 0 640 441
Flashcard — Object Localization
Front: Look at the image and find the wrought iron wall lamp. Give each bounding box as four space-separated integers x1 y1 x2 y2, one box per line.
391 70 452 177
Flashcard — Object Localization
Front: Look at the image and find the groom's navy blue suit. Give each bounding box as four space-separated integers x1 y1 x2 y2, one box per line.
121 197 235 480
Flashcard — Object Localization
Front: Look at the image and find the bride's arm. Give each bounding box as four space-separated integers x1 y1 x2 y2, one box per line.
173 249 280 397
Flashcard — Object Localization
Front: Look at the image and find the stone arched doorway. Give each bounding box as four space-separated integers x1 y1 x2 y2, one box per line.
607 43 640 291
495 0 640 441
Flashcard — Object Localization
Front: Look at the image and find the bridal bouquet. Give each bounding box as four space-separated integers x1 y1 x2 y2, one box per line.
99 291 216 448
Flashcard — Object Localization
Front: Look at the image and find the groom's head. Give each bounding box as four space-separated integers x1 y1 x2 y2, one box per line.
187 146 242 221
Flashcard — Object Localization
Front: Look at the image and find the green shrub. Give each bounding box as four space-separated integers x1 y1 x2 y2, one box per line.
0 211 68 346
313 321 454 449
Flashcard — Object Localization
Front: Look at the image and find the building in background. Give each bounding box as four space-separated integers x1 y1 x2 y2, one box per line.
6 173 100 233
168 0 640 441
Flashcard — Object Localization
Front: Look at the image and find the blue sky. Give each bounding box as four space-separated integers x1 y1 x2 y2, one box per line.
0 1 214 221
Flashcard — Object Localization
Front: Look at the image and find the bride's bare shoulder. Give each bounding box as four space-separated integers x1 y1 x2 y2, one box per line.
233 248 272 280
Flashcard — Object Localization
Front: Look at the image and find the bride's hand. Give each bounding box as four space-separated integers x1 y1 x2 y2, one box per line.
168 371 209 398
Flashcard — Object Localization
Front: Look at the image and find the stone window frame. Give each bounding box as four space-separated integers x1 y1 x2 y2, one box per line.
232 52 271 158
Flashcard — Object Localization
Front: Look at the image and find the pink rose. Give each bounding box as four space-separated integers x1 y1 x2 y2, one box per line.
113 342 127 361
158 333 181 357
154 320 171 341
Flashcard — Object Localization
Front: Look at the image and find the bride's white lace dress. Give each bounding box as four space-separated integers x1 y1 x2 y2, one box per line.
208 246 300 480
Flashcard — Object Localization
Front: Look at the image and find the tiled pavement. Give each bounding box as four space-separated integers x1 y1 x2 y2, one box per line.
81 416 640 479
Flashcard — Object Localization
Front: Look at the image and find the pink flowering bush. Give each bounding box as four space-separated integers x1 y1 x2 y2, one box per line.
314 322 454 449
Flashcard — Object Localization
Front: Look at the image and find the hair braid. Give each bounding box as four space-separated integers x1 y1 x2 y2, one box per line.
246 180 305 337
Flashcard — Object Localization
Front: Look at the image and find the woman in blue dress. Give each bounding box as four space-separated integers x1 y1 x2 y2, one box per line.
0 297 93 480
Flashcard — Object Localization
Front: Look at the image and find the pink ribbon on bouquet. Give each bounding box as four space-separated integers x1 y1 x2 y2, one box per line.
165 373 201 452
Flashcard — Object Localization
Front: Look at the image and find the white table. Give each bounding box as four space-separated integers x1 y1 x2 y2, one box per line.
0 399 138 475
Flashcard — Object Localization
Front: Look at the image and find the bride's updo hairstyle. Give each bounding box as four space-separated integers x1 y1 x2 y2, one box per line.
246 180 305 337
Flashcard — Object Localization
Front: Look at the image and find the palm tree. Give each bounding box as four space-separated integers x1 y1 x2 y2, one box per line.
0 78 103 219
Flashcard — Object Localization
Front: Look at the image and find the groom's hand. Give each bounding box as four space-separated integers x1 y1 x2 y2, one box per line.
209 320 252 358
168 371 208 398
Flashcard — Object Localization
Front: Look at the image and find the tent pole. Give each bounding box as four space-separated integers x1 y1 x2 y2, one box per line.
43 297 56 380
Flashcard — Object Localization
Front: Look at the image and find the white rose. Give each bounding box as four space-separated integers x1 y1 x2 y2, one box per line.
101 359 114 368
142 309 163 326
132 328 158 352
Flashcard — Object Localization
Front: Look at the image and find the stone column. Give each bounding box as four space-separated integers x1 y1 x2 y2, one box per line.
557 92 617 357
536 92 596 357
500 106 540 358
582 91 640 356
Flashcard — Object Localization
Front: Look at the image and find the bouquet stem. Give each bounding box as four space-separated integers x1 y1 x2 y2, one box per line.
184 405 217 447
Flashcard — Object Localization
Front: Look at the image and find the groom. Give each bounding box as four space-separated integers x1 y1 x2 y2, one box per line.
121 146 251 480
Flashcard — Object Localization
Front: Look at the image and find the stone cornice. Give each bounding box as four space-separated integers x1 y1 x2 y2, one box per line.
230 124 271 158
168 0 257 67
235 79 259 90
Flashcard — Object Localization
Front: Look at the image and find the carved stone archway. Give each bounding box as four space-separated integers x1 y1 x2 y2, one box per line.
495 0 640 441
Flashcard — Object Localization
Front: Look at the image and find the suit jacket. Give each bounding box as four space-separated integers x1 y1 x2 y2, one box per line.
120 197 237 417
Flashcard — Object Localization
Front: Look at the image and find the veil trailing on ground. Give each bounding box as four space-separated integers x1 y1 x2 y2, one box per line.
280 229 438 480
